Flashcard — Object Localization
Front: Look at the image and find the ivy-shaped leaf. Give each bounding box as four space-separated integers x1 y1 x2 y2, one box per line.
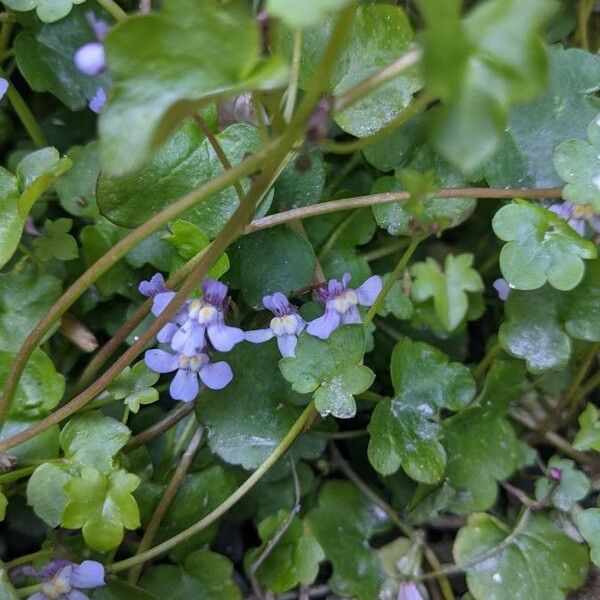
62 467 141 552
4 0 85 23
417 0 557 171
60 412 131 474
100 0 287 174
554 112 600 210
307 481 391 600
140 549 241 600
244 510 324 593
368 338 476 484
279 325 374 419
454 512 589 600
33 218 78 261
27 462 73 528
575 508 600 566
573 404 600 452
107 361 159 414
492 200 596 291
410 253 483 331
534 457 590 511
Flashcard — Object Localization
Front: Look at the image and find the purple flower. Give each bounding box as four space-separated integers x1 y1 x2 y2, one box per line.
170 279 243 356
245 293 305 357
88 88 106 114
493 278 511 302
548 202 600 237
27 560 104 600
145 349 233 402
398 582 425 600
306 273 382 340
74 43 105 77
0 78 8 101
550 467 562 483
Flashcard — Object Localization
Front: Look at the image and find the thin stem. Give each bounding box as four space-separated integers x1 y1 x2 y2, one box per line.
283 29 302 122
0 70 46 148
472 340 502 381
0 465 35 484
170 413 197 460
364 237 422 323
334 48 423 113
4 549 54 570
566 342 600 406
127 425 204 584
246 188 563 233
320 93 431 154
124 402 196 452
317 211 357 261
107 402 317 573
329 444 455 600
362 238 410 262
95 0 127 21
577 0 595 50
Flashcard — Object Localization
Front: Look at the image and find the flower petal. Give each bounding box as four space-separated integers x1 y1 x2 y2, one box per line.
171 321 206 356
151 291 176 317
202 279 228 308
66 590 90 600
568 217 586 237
548 202 573 220
492 278 511 302
89 88 106 114
199 361 233 390
170 369 199 402
74 42 105 76
398 582 424 600
589 214 600 233
263 292 291 315
26 594 47 600
70 561 105 589
277 334 298 357
244 328 274 343
306 309 340 339
207 322 244 352
138 273 167 298
340 305 361 324
144 349 179 374
0 78 8 102
356 275 382 306
157 322 179 344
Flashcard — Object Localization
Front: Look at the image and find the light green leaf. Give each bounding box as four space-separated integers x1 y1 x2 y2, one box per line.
0 168 21 269
410 253 483 331
0 348 64 419
535 457 590 511
555 112 600 210
279 326 374 419
267 0 349 28
3 0 85 23
62 467 141 552
60 412 130 474
100 0 287 174
140 550 241 600
107 361 159 414
576 508 600 566
454 512 589 600
492 200 596 291
573 404 600 452
244 510 324 593
307 481 391 600
27 462 73 528
33 218 78 261
376 273 413 320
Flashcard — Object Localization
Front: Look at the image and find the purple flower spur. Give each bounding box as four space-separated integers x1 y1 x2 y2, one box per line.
306 273 382 340
26 559 105 600
245 292 305 357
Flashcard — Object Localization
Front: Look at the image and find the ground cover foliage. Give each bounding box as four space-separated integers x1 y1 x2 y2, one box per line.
0 0 600 599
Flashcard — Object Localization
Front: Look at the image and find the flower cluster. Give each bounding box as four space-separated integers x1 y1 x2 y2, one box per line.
23 559 105 600
142 272 382 403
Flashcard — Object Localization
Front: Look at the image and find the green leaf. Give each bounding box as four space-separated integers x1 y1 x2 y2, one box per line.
575 508 600 566
0 419 59 461
410 253 483 331
244 510 324 593
272 150 325 212
62 467 141 552
0 167 21 269
60 412 131 474
418 0 557 171
376 273 413 320
307 481 391 600
4 0 85 23
441 361 524 514
100 0 287 174
33 218 78 261
163 220 229 279
107 361 159 414
267 0 349 28
27 462 72 528
368 339 475 483
554 112 600 210
0 491 6 522
0 268 61 352
279 326 374 419
371 148 476 236
140 549 241 600
454 512 589 600
97 122 269 238
226 228 316 309
198 341 321 469
573 404 600 452
492 200 596 291
0 348 64 419
92 580 158 600
535 457 590 511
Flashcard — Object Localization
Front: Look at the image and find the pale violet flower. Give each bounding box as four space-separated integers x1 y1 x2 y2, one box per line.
88 88 106 114
245 292 305 357
549 201 600 237
493 278 511 302
27 560 105 600
145 349 232 402
307 273 382 340
74 43 105 77
0 78 8 101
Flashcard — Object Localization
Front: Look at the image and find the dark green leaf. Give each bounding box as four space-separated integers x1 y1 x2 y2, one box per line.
33 218 78 261
0 168 21 269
